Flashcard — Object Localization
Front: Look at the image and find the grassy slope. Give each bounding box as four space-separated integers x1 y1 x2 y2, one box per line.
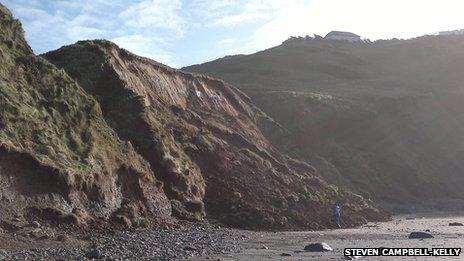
0 4 170 225
185 36 464 97
185 36 464 212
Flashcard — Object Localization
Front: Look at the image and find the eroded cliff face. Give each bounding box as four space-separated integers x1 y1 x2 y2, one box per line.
44 41 387 229
0 4 171 227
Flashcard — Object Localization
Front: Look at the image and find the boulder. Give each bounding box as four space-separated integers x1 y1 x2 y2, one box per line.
449 222 463 226
408 232 434 239
304 242 333 252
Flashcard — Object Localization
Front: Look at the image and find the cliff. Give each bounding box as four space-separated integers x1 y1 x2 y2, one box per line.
0 3 171 228
44 40 386 229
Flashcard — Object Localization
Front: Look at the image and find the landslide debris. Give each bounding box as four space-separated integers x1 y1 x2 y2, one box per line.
44 40 386 229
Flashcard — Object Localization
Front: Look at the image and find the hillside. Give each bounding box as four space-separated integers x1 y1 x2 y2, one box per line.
43 40 386 229
185 36 464 97
185 36 464 212
0 3 171 228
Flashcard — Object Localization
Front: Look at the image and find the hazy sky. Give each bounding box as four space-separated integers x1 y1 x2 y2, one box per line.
4 0 464 68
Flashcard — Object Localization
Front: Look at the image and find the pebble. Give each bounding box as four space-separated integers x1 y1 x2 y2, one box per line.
85 248 103 259
183 246 198 251
57 234 70 242
5 223 246 260
408 232 434 239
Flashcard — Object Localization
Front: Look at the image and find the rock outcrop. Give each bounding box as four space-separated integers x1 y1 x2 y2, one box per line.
44 40 387 229
0 3 171 227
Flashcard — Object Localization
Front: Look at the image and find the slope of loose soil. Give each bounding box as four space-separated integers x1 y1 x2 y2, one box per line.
44 40 387 230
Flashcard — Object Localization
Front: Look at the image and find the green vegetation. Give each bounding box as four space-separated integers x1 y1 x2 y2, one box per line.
185 36 464 98
0 8 149 183
0 4 169 223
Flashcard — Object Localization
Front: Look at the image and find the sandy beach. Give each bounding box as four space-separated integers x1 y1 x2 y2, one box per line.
191 213 464 260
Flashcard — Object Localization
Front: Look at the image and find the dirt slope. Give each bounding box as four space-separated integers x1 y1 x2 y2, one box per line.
185 36 464 212
44 40 387 229
0 3 171 227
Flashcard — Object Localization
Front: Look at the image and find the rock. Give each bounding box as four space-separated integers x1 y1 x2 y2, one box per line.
57 234 70 242
114 215 132 228
260 244 269 250
449 222 463 226
0 249 7 259
183 246 198 251
85 249 103 259
29 229 49 240
304 242 333 252
281 253 292 256
408 232 434 239
0 221 21 232
31 221 41 228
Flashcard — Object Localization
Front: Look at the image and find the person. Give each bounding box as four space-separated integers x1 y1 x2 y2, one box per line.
333 204 341 228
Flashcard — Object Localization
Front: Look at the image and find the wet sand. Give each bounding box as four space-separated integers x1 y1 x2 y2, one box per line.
191 213 464 260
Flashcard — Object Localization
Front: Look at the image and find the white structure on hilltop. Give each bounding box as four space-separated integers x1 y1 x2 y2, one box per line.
325 31 362 42
439 29 464 36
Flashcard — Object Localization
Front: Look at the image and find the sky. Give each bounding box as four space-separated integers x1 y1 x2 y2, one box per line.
3 0 464 68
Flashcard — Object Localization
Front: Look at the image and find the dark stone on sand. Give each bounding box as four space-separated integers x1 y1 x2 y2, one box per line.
57 234 70 242
281 253 292 256
304 242 333 252
449 222 463 226
0 250 7 259
183 246 198 251
85 249 103 259
408 232 434 239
